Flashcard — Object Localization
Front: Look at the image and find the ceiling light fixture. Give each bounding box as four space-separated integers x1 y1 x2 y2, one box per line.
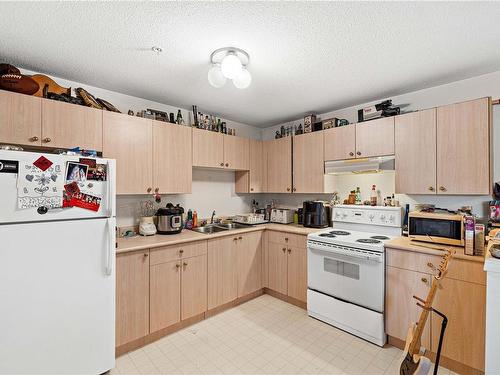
209 47 251 89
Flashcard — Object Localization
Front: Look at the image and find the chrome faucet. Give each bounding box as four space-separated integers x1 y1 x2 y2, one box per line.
210 210 216 224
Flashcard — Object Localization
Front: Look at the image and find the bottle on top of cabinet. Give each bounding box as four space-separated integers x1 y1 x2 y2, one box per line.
370 185 377 206
355 187 362 205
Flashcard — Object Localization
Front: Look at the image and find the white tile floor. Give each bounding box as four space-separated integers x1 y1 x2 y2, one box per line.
112 295 456 375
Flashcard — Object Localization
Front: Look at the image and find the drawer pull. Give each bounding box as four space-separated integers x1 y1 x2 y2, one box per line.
421 277 428 284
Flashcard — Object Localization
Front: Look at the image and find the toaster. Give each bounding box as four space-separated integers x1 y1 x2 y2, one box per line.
270 208 294 224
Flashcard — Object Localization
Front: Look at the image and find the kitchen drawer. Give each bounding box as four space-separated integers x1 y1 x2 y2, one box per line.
386 247 485 285
267 231 306 248
150 241 207 266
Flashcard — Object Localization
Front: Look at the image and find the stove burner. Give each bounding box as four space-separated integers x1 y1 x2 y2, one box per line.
330 230 350 236
319 233 336 238
371 235 390 240
356 238 382 244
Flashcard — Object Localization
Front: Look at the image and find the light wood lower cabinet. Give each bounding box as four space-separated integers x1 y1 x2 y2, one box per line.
267 232 307 303
293 132 324 193
103 112 152 194
181 254 208 320
0 90 41 146
41 99 103 150
150 260 181 333
286 245 307 302
237 231 262 297
385 266 431 349
431 277 486 371
385 247 486 372
208 236 238 309
116 250 150 347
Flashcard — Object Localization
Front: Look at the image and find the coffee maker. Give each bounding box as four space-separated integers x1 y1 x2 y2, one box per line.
303 201 331 228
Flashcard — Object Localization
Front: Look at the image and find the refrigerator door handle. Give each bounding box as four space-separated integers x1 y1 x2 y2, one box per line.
106 161 115 218
105 218 113 276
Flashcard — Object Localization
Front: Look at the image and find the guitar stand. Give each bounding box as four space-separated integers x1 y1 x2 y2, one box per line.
415 297 448 375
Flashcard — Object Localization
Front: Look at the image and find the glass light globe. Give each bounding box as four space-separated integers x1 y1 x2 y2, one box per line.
220 53 243 79
233 68 252 89
207 64 226 88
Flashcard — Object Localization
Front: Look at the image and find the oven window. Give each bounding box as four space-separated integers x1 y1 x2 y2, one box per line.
324 258 360 280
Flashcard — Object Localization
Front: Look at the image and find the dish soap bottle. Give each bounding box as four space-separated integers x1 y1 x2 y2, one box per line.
355 187 361 205
370 185 377 206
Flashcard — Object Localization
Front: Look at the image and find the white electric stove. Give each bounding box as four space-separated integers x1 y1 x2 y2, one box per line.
307 205 402 346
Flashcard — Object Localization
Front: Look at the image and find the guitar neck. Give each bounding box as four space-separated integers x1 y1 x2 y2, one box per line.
408 277 440 356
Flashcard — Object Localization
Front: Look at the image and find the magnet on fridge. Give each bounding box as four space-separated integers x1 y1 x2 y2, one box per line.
0 159 19 174
65 162 88 183
33 156 53 171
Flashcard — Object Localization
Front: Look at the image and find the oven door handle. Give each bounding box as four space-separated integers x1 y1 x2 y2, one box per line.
308 244 382 263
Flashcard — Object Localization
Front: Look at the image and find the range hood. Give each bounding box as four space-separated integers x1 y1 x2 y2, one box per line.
324 155 395 175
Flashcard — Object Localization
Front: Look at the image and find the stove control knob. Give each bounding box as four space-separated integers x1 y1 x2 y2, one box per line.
368 213 374 221
380 214 386 222
389 215 395 223
335 211 341 219
341 212 348 218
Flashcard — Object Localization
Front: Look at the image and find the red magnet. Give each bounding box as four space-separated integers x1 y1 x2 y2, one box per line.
33 156 53 171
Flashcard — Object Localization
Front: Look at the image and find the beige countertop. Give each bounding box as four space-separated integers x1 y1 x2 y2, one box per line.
116 223 322 254
385 236 485 263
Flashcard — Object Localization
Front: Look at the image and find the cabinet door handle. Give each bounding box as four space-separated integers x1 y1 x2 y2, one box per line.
421 277 428 284
183 262 188 267
427 262 434 269
287 248 291 254
238 236 242 240
155 187 159 193
143 253 149 258
286 187 290 192
428 186 435 192
225 163 229 167
439 186 446 192
250 188 254 192
220 162 224 166
179 249 184 254
30 136 39 142
349 152 354 157
292 188 296 192
176 263 181 269
233 237 238 241
285 237 288 242
147 187 152 193
282 247 286 252
356 151 361 156
43 137 51 143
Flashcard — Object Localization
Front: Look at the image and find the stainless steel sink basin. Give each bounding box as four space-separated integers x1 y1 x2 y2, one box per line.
191 225 228 234
215 223 248 230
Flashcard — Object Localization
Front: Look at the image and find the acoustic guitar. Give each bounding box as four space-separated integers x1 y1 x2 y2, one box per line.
399 249 453 375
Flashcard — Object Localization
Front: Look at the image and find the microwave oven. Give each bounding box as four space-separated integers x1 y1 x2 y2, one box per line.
408 211 464 246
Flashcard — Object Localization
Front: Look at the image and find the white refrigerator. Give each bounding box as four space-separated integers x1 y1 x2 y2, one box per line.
0 150 116 375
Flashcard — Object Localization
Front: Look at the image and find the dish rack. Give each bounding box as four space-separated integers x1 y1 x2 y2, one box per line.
233 213 267 225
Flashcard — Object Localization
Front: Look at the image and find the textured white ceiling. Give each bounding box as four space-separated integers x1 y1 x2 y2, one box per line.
1 2 500 127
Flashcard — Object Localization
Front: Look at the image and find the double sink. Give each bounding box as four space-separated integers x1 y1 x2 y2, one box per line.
191 222 249 234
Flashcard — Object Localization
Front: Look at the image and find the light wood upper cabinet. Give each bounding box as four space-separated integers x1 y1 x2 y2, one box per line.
192 128 224 168
41 99 102 150
267 242 288 295
355 117 394 158
103 112 152 194
385 266 431 349
266 137 292 193
431 277 486 371
223 134 249 170
181 254 207 320
436 97 490 195
116 250 150 347
0 90 41 146
207 236 238 309
395 109 437 194
150 260 181 333
237 231 262 297
286 244 307 303
324 125 356 161
293 131 324 193
153 121 192 194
